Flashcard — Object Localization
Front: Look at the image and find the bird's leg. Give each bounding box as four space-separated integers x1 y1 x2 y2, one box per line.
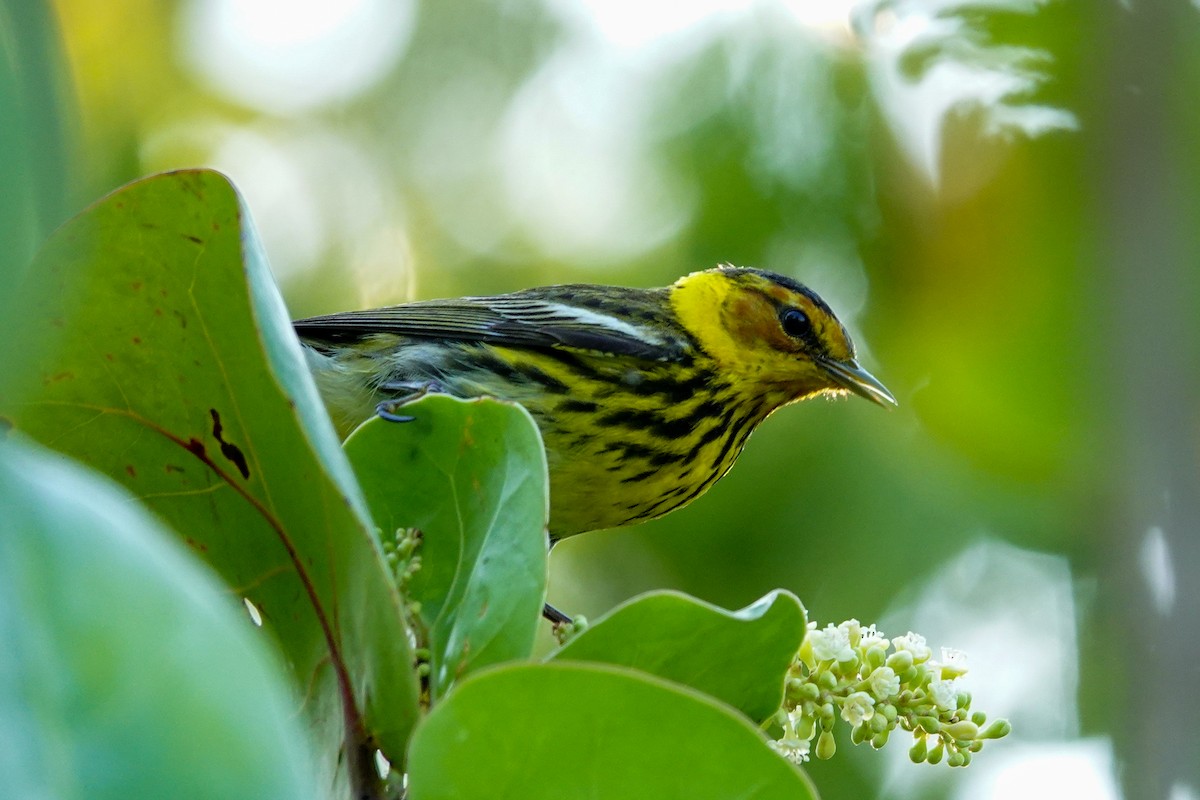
375 380 448 423
541 537 574 625
542 603 573 625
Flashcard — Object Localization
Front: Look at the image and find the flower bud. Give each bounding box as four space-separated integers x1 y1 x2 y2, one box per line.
886 650 914 672
981 719 1012 740
927 740 944 765
943 720 980 741
909 736 928 763
816 730 837 760
865 645 887 670
915 716 941 734
871 729 890 749
971 710 987 727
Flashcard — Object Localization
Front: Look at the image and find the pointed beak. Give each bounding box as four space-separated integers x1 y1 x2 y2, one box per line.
819 357 897 408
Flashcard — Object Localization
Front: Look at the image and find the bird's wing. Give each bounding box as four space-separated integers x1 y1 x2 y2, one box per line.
293 286 687 360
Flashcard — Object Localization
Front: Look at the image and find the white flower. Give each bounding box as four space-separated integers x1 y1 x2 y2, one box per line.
809 623 854 662
859 623 889 650
892 631 932 662
929 679 959 712
770 711 812 764
769 736 811 764
838 618 862 644
937 647 969 679
867 666 900 700
840 691 876 726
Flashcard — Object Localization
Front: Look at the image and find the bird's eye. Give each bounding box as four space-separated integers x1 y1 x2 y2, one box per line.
780 308 812 340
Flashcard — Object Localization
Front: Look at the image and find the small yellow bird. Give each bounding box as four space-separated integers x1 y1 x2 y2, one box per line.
295 266 894 540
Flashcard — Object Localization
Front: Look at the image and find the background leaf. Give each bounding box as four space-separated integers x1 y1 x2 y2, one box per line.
0 0 74 404
550 589 807 722
344 396 549 700
0 436 317 800
407 661 819 800
1 170 419 790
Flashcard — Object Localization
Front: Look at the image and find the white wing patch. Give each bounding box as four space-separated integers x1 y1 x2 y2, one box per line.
542 302 666 347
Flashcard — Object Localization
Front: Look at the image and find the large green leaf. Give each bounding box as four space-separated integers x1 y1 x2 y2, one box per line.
550 589 807 722
1 170 419 793
344 397 549 700
0 436 317 800
407 662 819 800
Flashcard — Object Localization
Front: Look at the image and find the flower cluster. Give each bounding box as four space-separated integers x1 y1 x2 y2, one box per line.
381 527 429 666
769 620 1010 767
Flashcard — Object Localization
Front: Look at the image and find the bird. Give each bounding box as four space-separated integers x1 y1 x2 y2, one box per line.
294 265 895 541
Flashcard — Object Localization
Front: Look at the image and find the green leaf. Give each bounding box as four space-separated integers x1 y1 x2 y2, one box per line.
2 170 419 790
407 662 819 800
550 589 807 722
0 0 74 404
0 436 317 800
344 396 549 700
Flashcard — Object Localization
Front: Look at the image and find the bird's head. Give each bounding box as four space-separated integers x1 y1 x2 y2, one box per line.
669 265 896 408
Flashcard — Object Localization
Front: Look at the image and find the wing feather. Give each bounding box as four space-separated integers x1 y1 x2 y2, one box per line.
294 285 688 360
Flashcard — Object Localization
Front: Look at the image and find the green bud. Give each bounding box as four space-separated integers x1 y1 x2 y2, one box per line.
943 720 980 741
887 650 914 672
899 667 918 684
816 730 837 760
786 677 807 703
969 740 984 753
799 682 821 702
416 662 431 678
957 691 971 710
820 702 836 723
927 740 944 765
836 655 860 676
866 645 887 670
852 723 870 745
795 714 815 740
871 729 890 749
960 749 972 766
817 670 838 691
971 711 987 727
870 713 888 733
881 703 898 722
909 736 928 763
915 716 941 734
948 751 966 768
981 719 1012 740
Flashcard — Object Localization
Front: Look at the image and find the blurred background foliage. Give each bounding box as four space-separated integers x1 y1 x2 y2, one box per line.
15 0 1200 796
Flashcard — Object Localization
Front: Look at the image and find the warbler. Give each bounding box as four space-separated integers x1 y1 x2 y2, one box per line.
294 265 894 539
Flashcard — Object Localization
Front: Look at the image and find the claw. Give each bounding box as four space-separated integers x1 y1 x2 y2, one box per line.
375 401 415 424
374 380 449 424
